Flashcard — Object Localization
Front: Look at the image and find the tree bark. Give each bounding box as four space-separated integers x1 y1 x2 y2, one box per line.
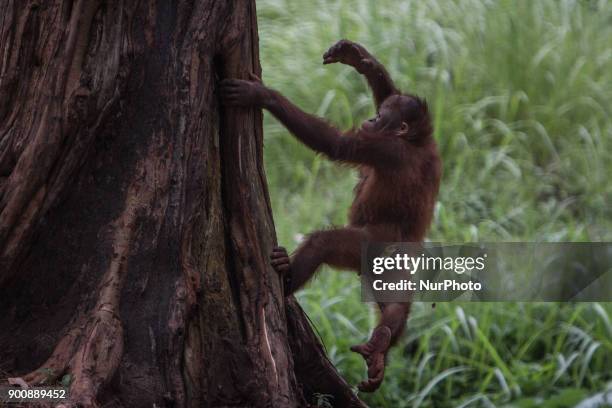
0 1 365 407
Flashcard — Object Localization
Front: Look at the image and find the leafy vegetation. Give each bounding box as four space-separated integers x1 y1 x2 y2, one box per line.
257 0 612 406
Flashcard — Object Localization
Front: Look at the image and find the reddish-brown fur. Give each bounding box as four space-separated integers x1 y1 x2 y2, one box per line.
221 39 442 392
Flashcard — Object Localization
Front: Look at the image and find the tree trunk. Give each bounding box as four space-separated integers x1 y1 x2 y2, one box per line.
0 1 365 407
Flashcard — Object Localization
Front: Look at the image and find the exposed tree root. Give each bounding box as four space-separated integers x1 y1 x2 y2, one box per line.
12 158 156 406
12 312 122 407
67 309 123 408
19 326 83 386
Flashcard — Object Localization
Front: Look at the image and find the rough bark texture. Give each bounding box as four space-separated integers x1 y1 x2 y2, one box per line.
0 1 365 407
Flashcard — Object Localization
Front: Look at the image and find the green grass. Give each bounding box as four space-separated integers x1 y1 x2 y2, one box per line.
257 0 612 406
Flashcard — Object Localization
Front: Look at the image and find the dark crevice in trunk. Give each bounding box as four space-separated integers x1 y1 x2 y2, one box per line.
216 52 248 343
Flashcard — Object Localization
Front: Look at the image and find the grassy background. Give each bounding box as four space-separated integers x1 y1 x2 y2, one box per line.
256 0 612 407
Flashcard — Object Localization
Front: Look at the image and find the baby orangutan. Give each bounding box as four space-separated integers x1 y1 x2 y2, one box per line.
221 39 441 392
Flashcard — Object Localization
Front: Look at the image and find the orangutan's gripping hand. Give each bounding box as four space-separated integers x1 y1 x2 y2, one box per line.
270 246 292 293
220 73 271 108
350 325 392 392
